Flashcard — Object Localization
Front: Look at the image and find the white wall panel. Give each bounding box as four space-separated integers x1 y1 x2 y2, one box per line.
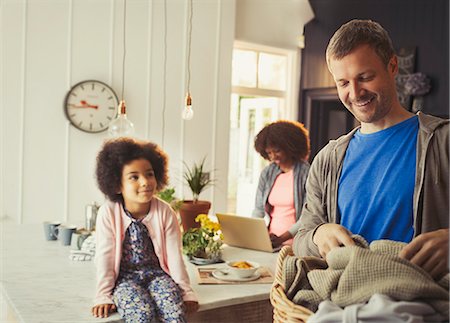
120 0 151 140
67 0 116 226
212 0 235 215
182 2 218 203
22 1 70 223
2 0 236 224
2 1 26 221
148 0 186 190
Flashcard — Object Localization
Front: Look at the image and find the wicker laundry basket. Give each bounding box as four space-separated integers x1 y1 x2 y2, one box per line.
270 246 314 323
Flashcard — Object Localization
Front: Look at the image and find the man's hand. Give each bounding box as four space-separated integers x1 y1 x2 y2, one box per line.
184 301 199 314
313 223 355 259
399 228 449 279
270 232 293 248
91 303 116 318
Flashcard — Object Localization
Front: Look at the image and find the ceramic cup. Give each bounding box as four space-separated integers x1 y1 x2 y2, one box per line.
54 225 77 246
70 230 91 250
43 221 61 241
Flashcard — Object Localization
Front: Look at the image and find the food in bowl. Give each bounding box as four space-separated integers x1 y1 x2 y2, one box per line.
230 261 253 269
226 260 260 278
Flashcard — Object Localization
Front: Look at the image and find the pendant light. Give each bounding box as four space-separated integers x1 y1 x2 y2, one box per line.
182 0 194 120
109 0 135 137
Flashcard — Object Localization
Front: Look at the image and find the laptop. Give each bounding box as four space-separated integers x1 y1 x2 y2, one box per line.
216 213 281 253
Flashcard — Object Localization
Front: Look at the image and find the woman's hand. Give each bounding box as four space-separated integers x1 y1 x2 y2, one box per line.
91 303 116 318
399 228 449 279
313 223 355 259
184 301 199 314
270 232 293 248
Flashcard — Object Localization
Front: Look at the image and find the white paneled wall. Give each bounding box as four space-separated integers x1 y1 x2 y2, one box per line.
1 0 235 225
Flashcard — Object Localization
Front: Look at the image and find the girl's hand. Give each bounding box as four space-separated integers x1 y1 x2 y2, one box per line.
91 303 117 318
184 301 199 314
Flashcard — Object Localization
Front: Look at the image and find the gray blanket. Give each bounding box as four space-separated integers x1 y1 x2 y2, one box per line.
284 236 449 317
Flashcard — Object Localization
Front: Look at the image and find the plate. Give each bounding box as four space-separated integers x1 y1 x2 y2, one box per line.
190 256 224 266
212 269 261 282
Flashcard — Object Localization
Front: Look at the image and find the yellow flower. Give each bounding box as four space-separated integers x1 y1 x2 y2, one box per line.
183 214 223 258
195 214 208 224
195 214 221 233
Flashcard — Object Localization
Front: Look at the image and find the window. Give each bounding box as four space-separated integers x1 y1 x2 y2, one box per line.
227 42 299 215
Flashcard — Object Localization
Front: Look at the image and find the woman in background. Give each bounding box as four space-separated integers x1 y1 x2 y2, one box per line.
253 120 310 248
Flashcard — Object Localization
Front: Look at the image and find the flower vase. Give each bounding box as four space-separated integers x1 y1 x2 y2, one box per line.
179 200 211 232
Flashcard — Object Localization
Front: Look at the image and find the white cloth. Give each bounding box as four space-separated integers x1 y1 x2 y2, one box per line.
69 233 96 261
307 294 444 323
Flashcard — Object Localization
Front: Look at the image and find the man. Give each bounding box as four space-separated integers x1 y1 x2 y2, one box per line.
293 19 449 279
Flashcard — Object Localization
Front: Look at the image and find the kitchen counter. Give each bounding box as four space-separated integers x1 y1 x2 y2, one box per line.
0 223 278 322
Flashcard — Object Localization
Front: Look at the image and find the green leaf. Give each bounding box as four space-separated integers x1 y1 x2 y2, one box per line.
183 157 215 202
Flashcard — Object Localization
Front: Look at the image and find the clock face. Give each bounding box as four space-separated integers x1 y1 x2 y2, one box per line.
64 80 119 133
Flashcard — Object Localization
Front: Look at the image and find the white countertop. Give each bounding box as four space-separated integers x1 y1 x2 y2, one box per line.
0 223 278 322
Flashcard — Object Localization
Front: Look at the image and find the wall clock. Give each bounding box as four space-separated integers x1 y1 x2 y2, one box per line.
64 80 119 133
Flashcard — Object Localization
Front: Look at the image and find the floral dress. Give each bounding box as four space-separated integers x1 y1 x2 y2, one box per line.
113 208 186 323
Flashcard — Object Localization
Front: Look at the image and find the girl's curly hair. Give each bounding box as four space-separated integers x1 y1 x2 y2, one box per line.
254 120 310 162
95 137 169 202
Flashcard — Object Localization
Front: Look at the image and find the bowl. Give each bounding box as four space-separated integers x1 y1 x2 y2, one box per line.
226 260 260 278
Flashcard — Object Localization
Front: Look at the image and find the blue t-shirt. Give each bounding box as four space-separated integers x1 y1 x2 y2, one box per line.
338 116 419 243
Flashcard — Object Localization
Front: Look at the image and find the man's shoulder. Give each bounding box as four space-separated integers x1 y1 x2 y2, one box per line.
418 112 449 133
316 128 358 157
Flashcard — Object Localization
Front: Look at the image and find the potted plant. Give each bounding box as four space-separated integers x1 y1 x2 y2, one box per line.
182 214 223 264
157 187 183 212
179 157 215 231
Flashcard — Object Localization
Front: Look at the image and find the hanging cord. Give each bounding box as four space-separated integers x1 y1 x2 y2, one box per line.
162 0 168 148
186 0 193 93
121 0 127 101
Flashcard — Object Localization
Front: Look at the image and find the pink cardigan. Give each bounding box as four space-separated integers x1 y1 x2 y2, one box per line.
93 198 197 305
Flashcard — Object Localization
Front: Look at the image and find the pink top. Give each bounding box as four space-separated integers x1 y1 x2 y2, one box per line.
93 198 197 305
268 170 296 245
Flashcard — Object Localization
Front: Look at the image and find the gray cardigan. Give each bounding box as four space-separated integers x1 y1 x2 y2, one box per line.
252 161 310 236
294 112 449 257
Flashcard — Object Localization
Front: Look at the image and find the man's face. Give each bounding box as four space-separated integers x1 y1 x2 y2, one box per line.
328 44 398 125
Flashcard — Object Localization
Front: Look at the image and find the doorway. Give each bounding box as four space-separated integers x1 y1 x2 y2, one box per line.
302 88 359 161
227 42 298 215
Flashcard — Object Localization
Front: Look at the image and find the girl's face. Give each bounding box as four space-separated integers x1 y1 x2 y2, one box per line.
120 158 157 216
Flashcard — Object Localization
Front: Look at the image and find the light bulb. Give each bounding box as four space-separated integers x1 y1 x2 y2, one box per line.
182 93 194 120
108 100 135 137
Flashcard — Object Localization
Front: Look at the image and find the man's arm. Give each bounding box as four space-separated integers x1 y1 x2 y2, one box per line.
313 223 355 259
293 147 334 257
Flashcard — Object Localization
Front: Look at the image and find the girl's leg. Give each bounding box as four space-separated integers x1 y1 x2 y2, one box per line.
113 279 157 323
148 275 186 323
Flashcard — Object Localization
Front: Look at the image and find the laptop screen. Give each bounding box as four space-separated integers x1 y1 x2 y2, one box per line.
216 213 277 252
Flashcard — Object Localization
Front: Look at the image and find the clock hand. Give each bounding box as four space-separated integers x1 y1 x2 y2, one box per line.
79 100 99 109
68 103 99 109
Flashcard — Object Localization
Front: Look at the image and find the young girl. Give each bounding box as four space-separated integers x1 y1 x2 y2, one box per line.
91 137 198 322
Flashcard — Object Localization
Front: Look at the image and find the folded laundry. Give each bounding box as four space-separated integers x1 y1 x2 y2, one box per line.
283 235 449 317
69 234 96 261
308 293 445 323
69 250 93 261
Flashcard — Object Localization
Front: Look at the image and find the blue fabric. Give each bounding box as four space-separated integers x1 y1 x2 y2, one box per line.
338 116 418 243
113 206 186 323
